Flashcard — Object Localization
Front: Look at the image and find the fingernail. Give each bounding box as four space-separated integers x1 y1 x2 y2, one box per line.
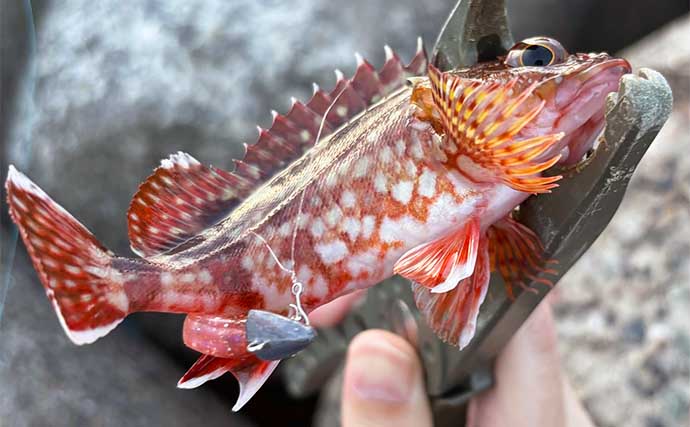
348 341 416 403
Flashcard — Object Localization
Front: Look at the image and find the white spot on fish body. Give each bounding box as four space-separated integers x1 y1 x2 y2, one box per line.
379 215 425 245
297 265 312 284
310 218 326 238
278 222 292 237
361 216 376 239
395 139 406 156
409 137 424 159
315 239 349 264
199 269 213 285
297 213 311 229
310 275 328 299
325 206 343 228
374 172 388 193
418 168 437 198
392 180 414 205
405 159 417 177
161 272 174 287
341 217 361 241
341 191 356 209
181 272 196 283
346 248 378 276
353 157 370 178
379 146 393 164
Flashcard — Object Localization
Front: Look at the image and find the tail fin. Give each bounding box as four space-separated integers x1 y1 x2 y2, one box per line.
178 354 280 412
5 166 129 344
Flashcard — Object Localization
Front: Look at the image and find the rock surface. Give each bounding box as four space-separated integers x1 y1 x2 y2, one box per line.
554 15 690 427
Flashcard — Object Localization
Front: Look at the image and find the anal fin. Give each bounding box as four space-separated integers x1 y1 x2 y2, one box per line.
178 354 280 412
394 217 480 293
412 237 490 349
179 314 280 411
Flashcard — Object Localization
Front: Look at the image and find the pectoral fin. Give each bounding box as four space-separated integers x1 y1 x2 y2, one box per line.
394 217 480 293
412 237 490 349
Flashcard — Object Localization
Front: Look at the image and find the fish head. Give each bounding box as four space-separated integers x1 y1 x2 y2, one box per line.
452 37 632 166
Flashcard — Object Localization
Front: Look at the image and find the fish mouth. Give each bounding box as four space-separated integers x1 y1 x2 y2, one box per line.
538 58 632 165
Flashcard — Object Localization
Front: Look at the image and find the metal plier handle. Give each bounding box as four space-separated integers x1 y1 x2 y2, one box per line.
283 1 673 425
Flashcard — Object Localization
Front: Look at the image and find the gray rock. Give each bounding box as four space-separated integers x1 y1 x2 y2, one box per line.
0 246 251 427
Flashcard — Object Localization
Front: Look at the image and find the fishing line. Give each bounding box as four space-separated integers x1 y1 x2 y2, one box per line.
249 79 350 325
1 0 37 330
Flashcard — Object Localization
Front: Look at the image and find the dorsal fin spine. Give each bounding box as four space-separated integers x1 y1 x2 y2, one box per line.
234 40 427 196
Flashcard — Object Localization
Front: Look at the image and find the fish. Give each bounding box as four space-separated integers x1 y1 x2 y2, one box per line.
5 36 630 411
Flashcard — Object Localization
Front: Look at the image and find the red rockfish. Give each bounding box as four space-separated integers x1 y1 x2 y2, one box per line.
5 37 630 410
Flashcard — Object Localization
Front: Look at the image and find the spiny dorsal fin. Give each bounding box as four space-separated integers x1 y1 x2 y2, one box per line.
235 41 427 182
128 42 428 257
127 152 249 257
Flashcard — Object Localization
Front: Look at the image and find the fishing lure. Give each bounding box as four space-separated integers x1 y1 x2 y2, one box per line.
5 36 630 410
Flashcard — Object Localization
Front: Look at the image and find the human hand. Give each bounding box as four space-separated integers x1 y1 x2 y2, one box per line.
312 296 596 427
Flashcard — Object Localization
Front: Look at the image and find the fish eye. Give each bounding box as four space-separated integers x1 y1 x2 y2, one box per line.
505 37 567 68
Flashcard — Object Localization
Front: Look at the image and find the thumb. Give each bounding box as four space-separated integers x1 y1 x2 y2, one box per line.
341 330 432 427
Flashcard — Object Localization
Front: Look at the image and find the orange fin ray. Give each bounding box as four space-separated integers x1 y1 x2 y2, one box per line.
394 217 480 293
488 215 557 299
425 65 564 194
